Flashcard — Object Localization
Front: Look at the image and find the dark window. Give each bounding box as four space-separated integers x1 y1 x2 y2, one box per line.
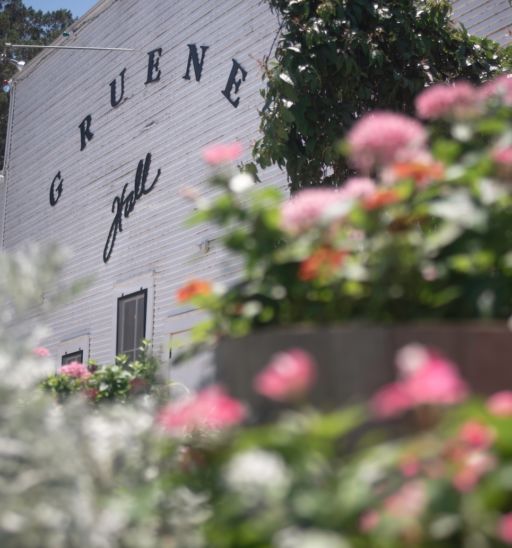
61 350 84 365
117 288 147 362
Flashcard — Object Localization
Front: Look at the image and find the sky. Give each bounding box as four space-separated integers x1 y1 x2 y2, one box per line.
24 0 97 18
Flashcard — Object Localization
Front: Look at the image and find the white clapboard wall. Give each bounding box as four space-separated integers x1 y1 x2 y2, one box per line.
1 0 510 375
453 0 512 45
0 0 283 370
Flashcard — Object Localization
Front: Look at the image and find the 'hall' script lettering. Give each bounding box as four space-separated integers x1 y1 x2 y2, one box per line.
103 153 161 263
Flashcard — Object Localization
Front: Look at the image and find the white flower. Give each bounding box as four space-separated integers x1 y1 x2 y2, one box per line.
228 173 255 193
223 449 290 501
274 527 349 548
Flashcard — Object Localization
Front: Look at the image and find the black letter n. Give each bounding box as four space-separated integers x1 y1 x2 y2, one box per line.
183 44 209 82
79 114 94 151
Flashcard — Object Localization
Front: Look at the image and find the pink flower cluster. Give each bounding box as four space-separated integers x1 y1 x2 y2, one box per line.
254 348 316 402
499 513 512 544
414 75 512 121
493 146 512 167
480 74 512 106
487 391 512 416
449 420 496 492
202 142 242 165
280 188 346 234
280 178 376 234
359 480 427 533
33 346 50 358
60 361 91 379
156 385 246 435
371 344 468 418
347 111 427 173
415 82 478 120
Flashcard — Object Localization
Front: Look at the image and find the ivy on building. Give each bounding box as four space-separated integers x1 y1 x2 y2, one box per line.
253 0 512 192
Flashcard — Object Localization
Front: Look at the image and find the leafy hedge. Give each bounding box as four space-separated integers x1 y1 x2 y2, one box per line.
253 0 512 191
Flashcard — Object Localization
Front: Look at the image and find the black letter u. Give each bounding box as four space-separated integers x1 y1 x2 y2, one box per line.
110 68 127 108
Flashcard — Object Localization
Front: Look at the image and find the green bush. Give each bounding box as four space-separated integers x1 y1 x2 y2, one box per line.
179 75 512 344
41 340 161 403
253 0 512 191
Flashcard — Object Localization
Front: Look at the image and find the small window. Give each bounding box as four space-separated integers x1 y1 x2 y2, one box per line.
61 350 84 365
116 288 147 362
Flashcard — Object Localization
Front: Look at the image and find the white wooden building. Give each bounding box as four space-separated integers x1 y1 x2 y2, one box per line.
0 0 510 386
0 0 282 386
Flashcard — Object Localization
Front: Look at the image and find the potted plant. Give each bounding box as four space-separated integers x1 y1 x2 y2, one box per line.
178 75 512 408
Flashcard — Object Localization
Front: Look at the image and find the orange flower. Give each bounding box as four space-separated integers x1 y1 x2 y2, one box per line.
363 189 401 210
392 160 444 186
299 247 346 281
176 279 212 302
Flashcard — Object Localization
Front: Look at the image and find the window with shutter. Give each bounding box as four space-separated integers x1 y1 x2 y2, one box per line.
116 289 147 362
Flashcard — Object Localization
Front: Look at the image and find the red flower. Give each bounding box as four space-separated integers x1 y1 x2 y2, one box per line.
391 160 444 186
298 247 346 281
85 387 99 401
176 279 212 303
130 377 148 394
253 349 316 402
363 189 401 210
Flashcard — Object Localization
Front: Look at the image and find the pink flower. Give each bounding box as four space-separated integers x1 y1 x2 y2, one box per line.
371 345 468 418
253 349 316 402
403 352 468 407
452 450 495 492
498 513 512 544
371 382 413 418
60 362 91 379
359 510 380 532
487 391 512 417
383 480 427 519
342 177 377 198
347 112 427 173
415 82 478 120
400 456 421 478
85 387 99 400
33 346 50 358
457 421 495 449
280 188 347 233
480 74 512 106
493 146 512 166
202 142 242 165
280 180 374 234
156 385 246 435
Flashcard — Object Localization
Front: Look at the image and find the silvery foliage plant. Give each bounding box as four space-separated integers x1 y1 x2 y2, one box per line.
0 245 206 548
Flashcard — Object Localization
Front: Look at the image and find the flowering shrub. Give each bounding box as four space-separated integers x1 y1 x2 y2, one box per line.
41 340 161 403
5 248 512 546
179 75 512 346
143 344 512 547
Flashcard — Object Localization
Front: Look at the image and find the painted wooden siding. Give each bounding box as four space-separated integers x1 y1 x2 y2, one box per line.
1 0 283 365
453 0 512 44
